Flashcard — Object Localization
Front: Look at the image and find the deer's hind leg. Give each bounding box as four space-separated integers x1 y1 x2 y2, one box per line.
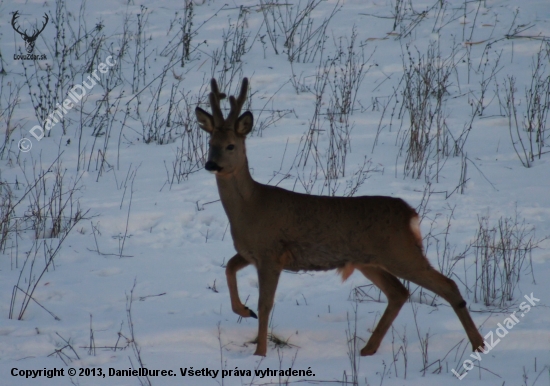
226 254 257 319
357 265 409 356
382 235 485 353
396 264 484 353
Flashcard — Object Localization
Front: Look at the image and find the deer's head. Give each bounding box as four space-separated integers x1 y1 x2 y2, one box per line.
11 11 49 54
195 78 253 176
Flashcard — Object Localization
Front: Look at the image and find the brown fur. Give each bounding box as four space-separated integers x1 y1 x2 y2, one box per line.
195 78 485 357
337 262 356 282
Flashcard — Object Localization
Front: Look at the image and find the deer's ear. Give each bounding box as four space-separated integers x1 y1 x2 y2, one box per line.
236 111 253 136
195 107 215 133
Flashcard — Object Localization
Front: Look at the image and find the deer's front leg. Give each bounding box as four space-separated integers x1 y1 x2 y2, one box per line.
226 254 257 318
254 264 282 357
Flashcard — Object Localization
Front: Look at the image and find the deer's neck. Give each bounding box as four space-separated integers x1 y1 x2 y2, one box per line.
215 157 257 219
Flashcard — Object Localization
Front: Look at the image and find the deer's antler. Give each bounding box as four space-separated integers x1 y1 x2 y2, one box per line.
209 79 226 127
11 12 49 53
11 11 25 37
226 78 249 127
29 14 49 39
11 12 49 39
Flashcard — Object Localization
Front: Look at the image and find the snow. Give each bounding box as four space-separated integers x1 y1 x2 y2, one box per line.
0 0 549 385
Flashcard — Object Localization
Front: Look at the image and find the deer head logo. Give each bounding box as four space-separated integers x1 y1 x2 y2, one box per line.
11 11 49 54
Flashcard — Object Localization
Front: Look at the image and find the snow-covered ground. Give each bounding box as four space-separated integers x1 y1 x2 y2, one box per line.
1 0 549 385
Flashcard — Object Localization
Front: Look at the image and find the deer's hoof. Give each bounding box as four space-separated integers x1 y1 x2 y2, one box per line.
247 307 257 319
360 345 378 356
473 341 485 352
253 348 266 357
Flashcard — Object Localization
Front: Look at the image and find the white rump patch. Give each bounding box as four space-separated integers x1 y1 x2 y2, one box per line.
410 215 422 247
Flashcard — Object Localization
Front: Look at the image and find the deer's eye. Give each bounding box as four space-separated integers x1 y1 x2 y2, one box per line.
226 144 235 150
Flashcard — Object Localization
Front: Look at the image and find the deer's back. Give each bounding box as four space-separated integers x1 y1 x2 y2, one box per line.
231 184 420 272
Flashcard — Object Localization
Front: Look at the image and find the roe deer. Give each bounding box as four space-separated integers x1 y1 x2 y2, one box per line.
195 78 484 357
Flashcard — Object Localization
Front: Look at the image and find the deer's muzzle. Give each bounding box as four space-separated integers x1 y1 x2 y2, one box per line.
205 161 222 172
